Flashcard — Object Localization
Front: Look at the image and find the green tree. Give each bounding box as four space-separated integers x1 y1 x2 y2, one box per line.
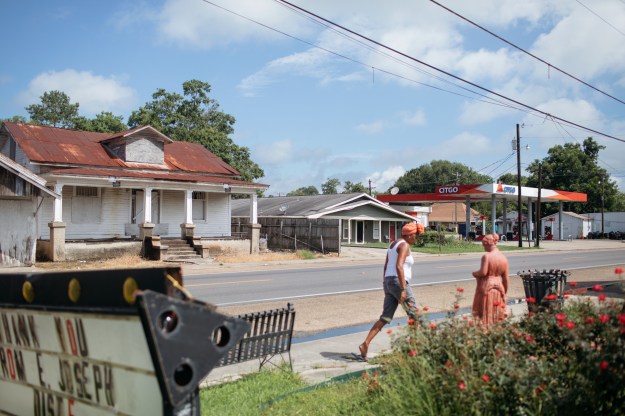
342 181 368 194
128 80 263 182
25 90 79 128
321 178 341 194
526 137 625 214
73 111 128 133
287 186 319 196
2 115 27 123
393 160 492 194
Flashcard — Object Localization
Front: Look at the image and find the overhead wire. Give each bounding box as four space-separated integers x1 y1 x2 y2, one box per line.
574 0 625 37
274 0 625 144
428 0 625 106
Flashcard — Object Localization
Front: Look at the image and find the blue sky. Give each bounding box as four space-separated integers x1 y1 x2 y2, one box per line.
2 0 625 195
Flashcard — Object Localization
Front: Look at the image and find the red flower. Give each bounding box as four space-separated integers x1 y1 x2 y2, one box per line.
386 329 393 334
453 304 460 309
618 314 625 326
535 385 545 395
423 306 429 311
458 382 466 390
373 371 379 377
525 335 535 343
408 350 417 357
493 300 500 306
598 294 606 302
444 361 453 367
592 284 604 292
545 294 558 301
600 361 609 371
407 318 415 325
615 267 624 275
526 297 536 304
457 287 464 293
481 375 490 382
430 323 437 329
585 317 596 325
556 313 566 321
564 295 570 299
566 321 575 329
469 320 475 326
599 314 610 324
569 282 578 287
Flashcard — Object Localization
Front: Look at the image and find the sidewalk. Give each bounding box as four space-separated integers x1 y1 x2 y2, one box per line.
201 299 530 387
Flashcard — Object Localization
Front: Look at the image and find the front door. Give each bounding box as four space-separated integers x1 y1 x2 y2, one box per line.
356 221 364 244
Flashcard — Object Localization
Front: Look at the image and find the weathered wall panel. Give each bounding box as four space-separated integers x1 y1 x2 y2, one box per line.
0 199 37 266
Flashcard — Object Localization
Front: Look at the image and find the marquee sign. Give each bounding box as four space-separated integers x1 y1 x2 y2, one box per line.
0 267 249 416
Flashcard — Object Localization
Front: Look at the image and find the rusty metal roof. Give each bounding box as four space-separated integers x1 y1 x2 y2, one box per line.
3 122 258 184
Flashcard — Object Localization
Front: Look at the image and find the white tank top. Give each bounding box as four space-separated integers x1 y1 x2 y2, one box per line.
384 240 414 282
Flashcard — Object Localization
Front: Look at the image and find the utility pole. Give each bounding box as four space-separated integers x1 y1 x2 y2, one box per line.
601 175 605 237
516 124 522 248
535 162 542 248
368 179 372 196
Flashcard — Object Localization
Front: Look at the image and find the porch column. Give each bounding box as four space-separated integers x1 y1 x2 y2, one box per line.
180 189 195 239
48 183 66 261
248 194 260 254
378 220 382 242
491 195 496 235
139 187 154 240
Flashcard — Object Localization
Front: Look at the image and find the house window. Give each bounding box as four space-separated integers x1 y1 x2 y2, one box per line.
192 191 206 221
71 186 101 224
373 221 380 239
342 220 349 239
75 186 99 198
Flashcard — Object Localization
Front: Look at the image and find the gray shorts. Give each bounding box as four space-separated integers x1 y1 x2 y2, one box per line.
381 276 418 323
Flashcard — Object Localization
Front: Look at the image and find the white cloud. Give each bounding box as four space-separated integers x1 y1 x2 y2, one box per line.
17 69 137 115
155 0 314 49
355 121 384 135
401 109 426 126
367 165 406 192
254 139 293 164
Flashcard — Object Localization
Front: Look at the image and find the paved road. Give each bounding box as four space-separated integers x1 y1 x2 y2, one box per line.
185 247 624 306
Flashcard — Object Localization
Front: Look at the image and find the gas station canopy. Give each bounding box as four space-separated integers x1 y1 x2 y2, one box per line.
377 183 587 241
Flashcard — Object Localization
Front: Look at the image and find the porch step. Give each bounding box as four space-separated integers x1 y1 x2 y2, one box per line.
161 238 203 262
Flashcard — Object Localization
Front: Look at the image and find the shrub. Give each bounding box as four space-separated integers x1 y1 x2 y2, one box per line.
356 289 625 415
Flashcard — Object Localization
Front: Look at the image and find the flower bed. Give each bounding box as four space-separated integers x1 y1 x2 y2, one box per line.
355 267 625 415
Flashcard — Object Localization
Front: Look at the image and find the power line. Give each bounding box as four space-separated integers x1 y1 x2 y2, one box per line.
428 0 625 106
575 0 625 37
275 0 625 144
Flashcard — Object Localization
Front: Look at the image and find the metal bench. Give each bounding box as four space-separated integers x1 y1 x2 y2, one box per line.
216 303 296 370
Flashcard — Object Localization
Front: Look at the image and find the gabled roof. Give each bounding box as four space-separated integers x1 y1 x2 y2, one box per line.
232 193 416 221
0 153 59 198
2 122 240 176
543 211 591 221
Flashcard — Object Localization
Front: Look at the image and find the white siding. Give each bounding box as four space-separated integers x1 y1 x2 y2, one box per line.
0 199 38 266
160 190 185 237
197 193 231 237
38 187 131 239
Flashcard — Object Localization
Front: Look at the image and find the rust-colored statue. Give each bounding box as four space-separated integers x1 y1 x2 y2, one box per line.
472 234 509 325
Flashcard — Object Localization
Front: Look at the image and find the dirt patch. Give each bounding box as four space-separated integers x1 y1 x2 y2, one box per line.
34 254 175 271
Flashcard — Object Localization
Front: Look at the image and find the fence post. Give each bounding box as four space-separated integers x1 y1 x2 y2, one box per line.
294 234 297 251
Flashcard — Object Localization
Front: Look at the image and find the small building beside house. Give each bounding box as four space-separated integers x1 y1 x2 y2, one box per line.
584 212 625 235
0 153 59 266
231 193 418 253
0 122 268 261
540 211 592 240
